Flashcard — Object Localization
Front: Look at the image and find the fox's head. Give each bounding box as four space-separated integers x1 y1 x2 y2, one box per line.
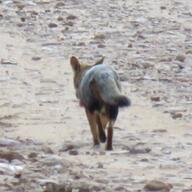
70 56 105 91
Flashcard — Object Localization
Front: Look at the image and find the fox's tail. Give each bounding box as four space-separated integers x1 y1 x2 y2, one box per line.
114 95 131 107
90 78 131 108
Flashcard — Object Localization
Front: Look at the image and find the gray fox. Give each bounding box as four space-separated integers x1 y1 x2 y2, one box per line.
70 56 131 150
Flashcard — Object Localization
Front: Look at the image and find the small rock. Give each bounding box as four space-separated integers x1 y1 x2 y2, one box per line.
17 23 23 27
151 96 160 102
65 21 74 26
186 49 192 54
66 15 77 20
69 150 78 156
128 146 151 154
152 129 167 133
128 43 133 48
94 33 105 40
78 187 90 192
160 6 166 10
42 146 54 154
77 42 86 46
32 56 41 61
57 16 64 21
0 151 24 162
0 138 20 147
97 162 103 169
0 162 23 175
48 23 58 28
20 17 25 22
176 54 186 62
183 188 192 192
16 4 25 10
60 144 75 152
42 155 63 166
28 152 38 159
55 2 65 8
171 112 183 119
98 44 106 48
44 182 72 192
144 180 173 191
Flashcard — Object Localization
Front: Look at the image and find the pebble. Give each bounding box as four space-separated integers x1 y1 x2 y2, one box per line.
69 150 78 156
0 138 20 147
175 54 186 62
171 112 183 119
144 180 173 191
151 96 160 102
32 56 41 61
48 23 58 28
66 15 77 20
0 151 24 162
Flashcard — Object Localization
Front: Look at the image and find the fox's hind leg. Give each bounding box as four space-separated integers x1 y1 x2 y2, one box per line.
105 105 118 150
106 121 115 150
96 114 106 143
85 109 100 146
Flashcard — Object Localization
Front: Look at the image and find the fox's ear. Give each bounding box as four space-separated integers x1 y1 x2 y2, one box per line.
70 56 80 72
94 56 105 65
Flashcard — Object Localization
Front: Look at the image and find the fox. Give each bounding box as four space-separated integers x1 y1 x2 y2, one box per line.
70 56 131 150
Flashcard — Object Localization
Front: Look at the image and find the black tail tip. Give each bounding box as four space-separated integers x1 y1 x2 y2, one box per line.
116 96 131 107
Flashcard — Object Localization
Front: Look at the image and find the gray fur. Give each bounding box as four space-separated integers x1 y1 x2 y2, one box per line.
78 64 122 106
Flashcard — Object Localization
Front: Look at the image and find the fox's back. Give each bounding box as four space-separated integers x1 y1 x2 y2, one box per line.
79 64 121 107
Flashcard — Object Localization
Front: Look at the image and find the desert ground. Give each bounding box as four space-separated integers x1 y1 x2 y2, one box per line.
0 0 192 191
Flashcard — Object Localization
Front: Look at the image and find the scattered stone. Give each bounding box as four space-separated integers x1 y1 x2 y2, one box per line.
97 162 103 169
55 2 65 8
66 15 77 20
183 188 192 192
17 23 24 27
161 147 172 155
41 155 63 167
78 186 90 192
0 138 20 147
152 129 167 133
160 6 167 10
57 16 64 21
44 182 72 192
94 33 105 40
65 21 74 26
171 112 183 119
128 147 151 154
32 56 41 61
128 43 133 48
42 146 54 154
77 42 86 46
0 162 23 175
28 152 38 159
0 151 24 162
151 96 160 102
98 44 106 48
176 54 186 62
20 17 25 22
60 144 75 152
186 49 192 54
16 4 25 10
48 23 58 28
69 150 78 156
144 180 173 191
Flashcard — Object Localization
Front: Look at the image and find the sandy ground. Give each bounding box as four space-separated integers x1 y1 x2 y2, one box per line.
0 0 192 191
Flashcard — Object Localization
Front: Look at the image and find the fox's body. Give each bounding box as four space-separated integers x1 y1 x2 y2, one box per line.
70 56 130 150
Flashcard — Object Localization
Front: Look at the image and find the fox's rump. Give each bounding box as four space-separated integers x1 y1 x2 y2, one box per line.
78 64 130 113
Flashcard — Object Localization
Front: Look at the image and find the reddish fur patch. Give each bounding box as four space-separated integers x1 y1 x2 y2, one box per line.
79 100 85 107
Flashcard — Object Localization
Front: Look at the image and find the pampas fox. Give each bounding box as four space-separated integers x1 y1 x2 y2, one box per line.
70 56 130 150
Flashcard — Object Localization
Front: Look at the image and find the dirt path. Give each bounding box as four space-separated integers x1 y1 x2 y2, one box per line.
0 0 192 191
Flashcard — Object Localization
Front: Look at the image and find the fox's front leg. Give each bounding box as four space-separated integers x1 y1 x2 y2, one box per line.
85 109 100 146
